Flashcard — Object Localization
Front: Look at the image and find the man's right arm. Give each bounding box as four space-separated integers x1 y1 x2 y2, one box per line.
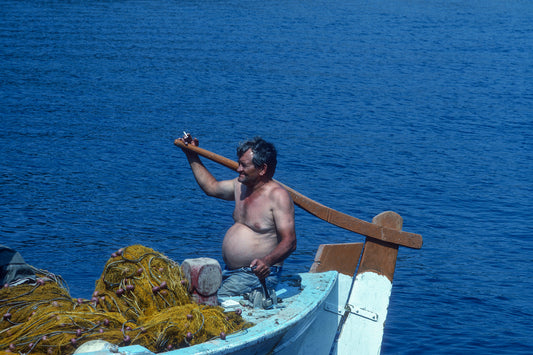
182 148 235 201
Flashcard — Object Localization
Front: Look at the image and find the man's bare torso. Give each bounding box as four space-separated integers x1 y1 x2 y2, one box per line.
222 179 280 269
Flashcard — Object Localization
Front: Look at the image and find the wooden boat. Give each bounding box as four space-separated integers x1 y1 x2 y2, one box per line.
77 141 423 355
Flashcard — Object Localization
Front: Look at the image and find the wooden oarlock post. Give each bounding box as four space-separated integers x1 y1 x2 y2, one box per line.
357 211 403 281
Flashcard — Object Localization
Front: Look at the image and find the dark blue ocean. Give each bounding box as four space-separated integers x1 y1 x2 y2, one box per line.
1 0 531 353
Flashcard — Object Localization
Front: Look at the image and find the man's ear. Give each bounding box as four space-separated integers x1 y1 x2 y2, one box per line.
258 163 268 176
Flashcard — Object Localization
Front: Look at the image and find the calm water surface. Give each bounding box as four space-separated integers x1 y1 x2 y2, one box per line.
1 0 532 353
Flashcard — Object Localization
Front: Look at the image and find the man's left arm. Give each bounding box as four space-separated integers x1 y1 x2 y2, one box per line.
251 187 297 280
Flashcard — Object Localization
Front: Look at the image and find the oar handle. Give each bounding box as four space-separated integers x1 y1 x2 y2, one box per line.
175 139 238 170
174 138 423 249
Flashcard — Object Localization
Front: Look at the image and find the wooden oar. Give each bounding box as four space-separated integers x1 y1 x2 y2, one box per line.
174 139 423 249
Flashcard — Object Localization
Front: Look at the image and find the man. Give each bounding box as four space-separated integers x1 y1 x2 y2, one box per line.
179 135 296 297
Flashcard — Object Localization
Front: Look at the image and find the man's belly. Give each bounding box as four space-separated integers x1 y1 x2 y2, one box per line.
222 223 278 269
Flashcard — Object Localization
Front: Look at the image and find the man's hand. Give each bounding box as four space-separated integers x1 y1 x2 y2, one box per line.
250 259 270 280
178 132 200 158
179 132 199 146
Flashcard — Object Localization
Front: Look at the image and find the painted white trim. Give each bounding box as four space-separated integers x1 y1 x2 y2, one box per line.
333 271 392 355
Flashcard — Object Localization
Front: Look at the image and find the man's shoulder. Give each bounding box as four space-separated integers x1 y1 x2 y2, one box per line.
266 181 293 203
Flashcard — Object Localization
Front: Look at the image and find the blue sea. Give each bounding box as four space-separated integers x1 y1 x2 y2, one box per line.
1 0 531 353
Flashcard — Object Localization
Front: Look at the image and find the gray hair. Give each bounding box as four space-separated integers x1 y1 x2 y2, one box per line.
237 137 277 178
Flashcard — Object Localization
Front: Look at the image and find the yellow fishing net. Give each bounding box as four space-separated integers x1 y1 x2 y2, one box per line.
0 245 251 354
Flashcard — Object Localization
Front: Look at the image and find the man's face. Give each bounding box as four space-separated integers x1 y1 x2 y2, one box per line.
237 149 262 185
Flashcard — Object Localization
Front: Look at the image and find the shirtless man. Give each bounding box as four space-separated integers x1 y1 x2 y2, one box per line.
179 136 296 297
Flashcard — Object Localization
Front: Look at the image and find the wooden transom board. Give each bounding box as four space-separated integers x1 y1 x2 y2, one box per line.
309 242 364 277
